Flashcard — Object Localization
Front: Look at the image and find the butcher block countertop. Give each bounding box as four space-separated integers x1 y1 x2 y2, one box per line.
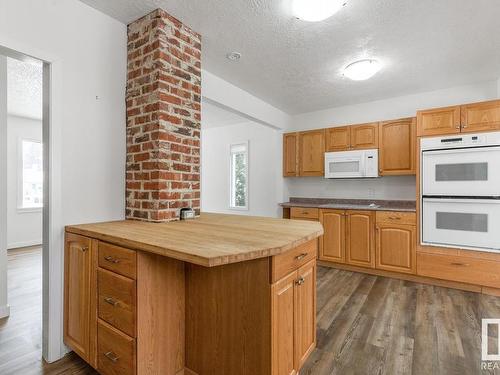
65 212 323 267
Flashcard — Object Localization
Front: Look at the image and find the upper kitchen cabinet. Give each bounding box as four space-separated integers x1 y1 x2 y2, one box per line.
298 130 325 176
350 123 379 150
325 126 350 151
283 133 298 177
416 105 460 137
325 123 379 151
379 118 416 175
417 100 500 137
461 99 500 133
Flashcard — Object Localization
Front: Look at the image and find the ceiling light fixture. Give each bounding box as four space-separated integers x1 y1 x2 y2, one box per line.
226 52 242 61
292 0 348 22
343 59 381 81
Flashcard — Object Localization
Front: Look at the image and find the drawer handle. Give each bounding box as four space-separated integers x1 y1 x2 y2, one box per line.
296 277 305 286
450 262 469 267
295 253 308 261
104 255 120 264
388 216 401 220
302 211 309 215
104 351 120 363
104 297 118 306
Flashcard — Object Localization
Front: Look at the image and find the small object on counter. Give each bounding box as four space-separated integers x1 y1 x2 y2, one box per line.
180 208 195 220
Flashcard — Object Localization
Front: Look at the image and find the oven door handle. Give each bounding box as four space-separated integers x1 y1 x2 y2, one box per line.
423 197 500 204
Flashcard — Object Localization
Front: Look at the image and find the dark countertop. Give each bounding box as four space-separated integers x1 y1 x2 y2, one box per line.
280 197 416 212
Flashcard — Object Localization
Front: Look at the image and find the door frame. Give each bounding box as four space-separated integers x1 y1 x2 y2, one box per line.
0 40 65 363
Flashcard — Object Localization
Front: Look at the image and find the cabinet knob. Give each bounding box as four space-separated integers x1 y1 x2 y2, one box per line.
104 256 120 264
295 277 305 286
104 297 118 306
295 253 308 261
462 125 468 129
81 246 89 252
104 351 120 363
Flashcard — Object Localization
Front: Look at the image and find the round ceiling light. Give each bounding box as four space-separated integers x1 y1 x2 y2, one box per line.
292 0 348 22
226 52 242 61
343 59 382 81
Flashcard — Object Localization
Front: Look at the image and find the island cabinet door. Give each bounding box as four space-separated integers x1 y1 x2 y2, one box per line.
294 260 317 370
319 209 346 263
345 211 375 268
64 233 93 364
272 271 298 375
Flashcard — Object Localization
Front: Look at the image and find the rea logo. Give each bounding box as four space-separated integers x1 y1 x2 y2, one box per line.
482 319 500 361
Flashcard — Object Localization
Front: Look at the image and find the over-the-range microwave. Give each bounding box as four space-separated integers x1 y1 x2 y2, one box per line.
324 149 379 179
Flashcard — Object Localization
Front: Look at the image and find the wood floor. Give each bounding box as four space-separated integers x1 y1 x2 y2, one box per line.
301 266 500 375
1 248 498 374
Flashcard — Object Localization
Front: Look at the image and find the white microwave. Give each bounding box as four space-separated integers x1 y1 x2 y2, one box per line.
324 149 379 179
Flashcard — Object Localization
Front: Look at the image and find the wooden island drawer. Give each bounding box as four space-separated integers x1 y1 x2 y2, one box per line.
417 252 500 288
290 207 319 221
99 242 137 279
376 211 416 225
98 269 136 337
97 320 136 375
271 239 317 282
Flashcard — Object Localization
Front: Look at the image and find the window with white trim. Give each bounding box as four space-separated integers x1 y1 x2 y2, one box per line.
19 139 43 209
229 142 248 210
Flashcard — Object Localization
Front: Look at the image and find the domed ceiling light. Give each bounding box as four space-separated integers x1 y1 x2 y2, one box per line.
292 0 348 22
343 59 382 81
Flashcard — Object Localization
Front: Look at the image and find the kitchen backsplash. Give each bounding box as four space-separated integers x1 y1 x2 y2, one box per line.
284 175 416 201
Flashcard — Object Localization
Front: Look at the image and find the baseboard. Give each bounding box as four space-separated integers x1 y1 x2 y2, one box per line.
0 304 10 319
318 260 485 294
7 240 42 249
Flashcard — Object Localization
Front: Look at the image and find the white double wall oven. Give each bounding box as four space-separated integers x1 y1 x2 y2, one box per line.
421 131 500 252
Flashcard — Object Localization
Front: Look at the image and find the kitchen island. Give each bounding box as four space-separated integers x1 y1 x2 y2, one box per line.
64 213 323 375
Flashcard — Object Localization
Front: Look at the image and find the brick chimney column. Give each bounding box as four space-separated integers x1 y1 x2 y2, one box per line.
126 9 201 222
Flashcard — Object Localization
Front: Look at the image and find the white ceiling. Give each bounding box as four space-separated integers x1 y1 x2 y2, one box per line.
7 57 43 120
80 0 500 114
202 100 249 129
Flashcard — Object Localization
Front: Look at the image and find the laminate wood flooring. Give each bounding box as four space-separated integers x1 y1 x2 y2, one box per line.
0 247 97 375
301 266 500 375
1 249 498 375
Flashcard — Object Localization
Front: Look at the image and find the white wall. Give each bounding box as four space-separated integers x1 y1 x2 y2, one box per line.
0 55 9 318
7 115 42 249
284 80 500 202
202 121 281 217
0 0 127 361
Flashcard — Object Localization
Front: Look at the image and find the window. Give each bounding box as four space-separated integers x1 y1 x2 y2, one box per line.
19 139 43 210
229 142 248 210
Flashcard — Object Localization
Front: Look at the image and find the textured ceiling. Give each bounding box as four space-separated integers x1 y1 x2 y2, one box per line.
80 0 500 114
7 57 43 120
202 100 249 129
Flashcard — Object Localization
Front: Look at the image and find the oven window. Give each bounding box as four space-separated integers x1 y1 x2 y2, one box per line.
436 212 488 233
435 163 488 181
330 161 360 173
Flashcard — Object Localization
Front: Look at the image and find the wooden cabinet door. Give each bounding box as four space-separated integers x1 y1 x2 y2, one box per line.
298 130 325 176
416 106 461 136
272 271 297 375
461 100 500 133
375 224 416 274
64 233 92 362
283 133 298 177
379 118 416 175
294 260 316 371
325 126 350 151
345 211 375 268
319 209 345 263
350 122 379 150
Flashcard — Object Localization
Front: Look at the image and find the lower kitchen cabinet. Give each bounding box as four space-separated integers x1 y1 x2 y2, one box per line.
345 211 376 268
272 259 316 375
375 223 416 274
319 210 345 263
64 233 95 366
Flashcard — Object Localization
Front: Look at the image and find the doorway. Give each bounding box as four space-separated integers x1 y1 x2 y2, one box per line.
0 45 54 369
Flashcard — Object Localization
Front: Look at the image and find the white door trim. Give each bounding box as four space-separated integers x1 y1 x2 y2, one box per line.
0 37 66 363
